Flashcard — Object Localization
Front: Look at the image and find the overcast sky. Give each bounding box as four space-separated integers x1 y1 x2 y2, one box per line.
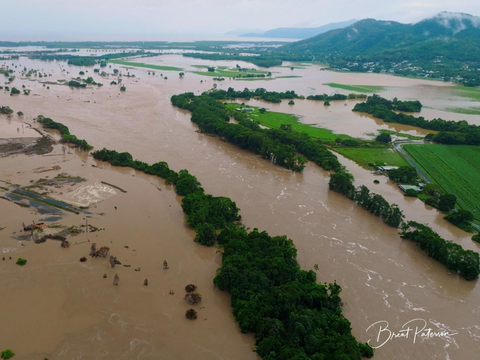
2 0 479 40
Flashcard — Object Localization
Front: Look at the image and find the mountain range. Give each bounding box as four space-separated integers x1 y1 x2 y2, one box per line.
275 12 480 85
238 19 356 39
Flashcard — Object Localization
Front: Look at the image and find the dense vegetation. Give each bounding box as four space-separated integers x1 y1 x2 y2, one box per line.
36 115 93 150
207 87 303 103
329 174 405 228
353 95 480 145
400 221 480 280
0 106 13 114
91 147 373 359
307 93 367 101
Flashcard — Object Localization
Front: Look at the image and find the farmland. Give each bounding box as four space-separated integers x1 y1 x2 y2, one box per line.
323 83 386 93
107 60 184 72
403 144 480 221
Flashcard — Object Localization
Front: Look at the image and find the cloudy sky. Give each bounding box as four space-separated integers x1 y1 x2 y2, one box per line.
2 0 479 40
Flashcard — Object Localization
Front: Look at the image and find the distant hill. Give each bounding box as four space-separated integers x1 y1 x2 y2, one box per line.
277 12 480 86
224 28 265 36
239 19 356 39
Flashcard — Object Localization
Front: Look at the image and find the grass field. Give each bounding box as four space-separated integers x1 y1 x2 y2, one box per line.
450 86 480 100
323 83 386 93
108 60 183 72
227 104 353 142
192 65 269 78
403 144 480 221
444 106 480 115
334 147 408 168
228 104 407 168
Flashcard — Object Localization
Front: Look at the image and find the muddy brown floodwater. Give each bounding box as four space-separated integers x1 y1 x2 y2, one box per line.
1 55 480 359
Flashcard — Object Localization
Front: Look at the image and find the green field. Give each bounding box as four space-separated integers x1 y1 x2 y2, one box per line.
403 144 480 221
451 86 480 100
444 106 480 115
192 65 269 78
227 104 352 142
334 147 408 168
108 60 183 72
323 83 386 93
228 104 407 168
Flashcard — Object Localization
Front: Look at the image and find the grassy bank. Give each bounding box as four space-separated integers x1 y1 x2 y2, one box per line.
228 104 407 168
324 83 386 93
335 147 408 168
227 104 352 142
192 65 269 78
108 60 183 72
451 85 480 100
403 144 480 221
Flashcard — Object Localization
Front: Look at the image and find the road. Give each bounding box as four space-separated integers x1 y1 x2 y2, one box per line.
393 140 432 183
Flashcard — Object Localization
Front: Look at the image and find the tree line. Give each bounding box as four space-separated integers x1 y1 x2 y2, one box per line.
30 51 149 67
400 221 480 280
36 115 93 150
90 147 373 359
207 87 303 103
307 93 367 101
353 95 480 145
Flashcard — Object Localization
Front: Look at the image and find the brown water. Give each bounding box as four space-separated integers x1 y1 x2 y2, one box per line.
1 56 480 359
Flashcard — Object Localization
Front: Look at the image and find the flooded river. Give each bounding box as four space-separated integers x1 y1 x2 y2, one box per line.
1 55 479 359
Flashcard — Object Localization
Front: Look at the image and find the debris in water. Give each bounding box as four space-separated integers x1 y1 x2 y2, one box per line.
113 273 119 285
103 274 107 278
163 260 169 269
143 279 148 286
80 257 87 262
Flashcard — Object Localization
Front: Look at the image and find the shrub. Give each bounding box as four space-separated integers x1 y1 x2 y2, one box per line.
16 258 27 266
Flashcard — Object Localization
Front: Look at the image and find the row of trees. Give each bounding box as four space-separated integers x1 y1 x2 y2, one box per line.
172 92 342 172
207 87 303 103
307 93 368 101
400 221 480 280
353 95 480 145
329 173 405 228
36 115 93 150
91 147 373 359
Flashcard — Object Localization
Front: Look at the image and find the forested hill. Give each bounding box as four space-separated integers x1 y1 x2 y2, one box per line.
276 12 480 86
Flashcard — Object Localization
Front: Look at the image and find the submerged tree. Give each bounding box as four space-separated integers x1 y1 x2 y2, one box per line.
184 292 202 305
185 309 197 320
185 284 197 293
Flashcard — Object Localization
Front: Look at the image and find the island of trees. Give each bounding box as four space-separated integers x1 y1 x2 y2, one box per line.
353 95 480 145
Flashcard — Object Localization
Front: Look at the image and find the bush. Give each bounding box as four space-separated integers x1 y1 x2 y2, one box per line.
375 132 392 143
288 100 295 105
1 349 15 359
404 188 418 197
373 179 380 184
185 309 197 320
120 86 126 91
10 87 20 95
16 258 27 266
472 234 480 243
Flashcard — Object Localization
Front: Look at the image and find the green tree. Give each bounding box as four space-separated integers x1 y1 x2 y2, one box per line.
438 194 456 212
375 132 392 143
194 223 217 246
444 210 474 229
10 87 20 95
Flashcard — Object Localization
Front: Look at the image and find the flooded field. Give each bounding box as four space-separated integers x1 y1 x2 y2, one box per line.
1 54 480 359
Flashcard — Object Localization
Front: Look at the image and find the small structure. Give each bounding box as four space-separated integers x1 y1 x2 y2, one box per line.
398 184 423 193
378 166 399 172
235 107 254 112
